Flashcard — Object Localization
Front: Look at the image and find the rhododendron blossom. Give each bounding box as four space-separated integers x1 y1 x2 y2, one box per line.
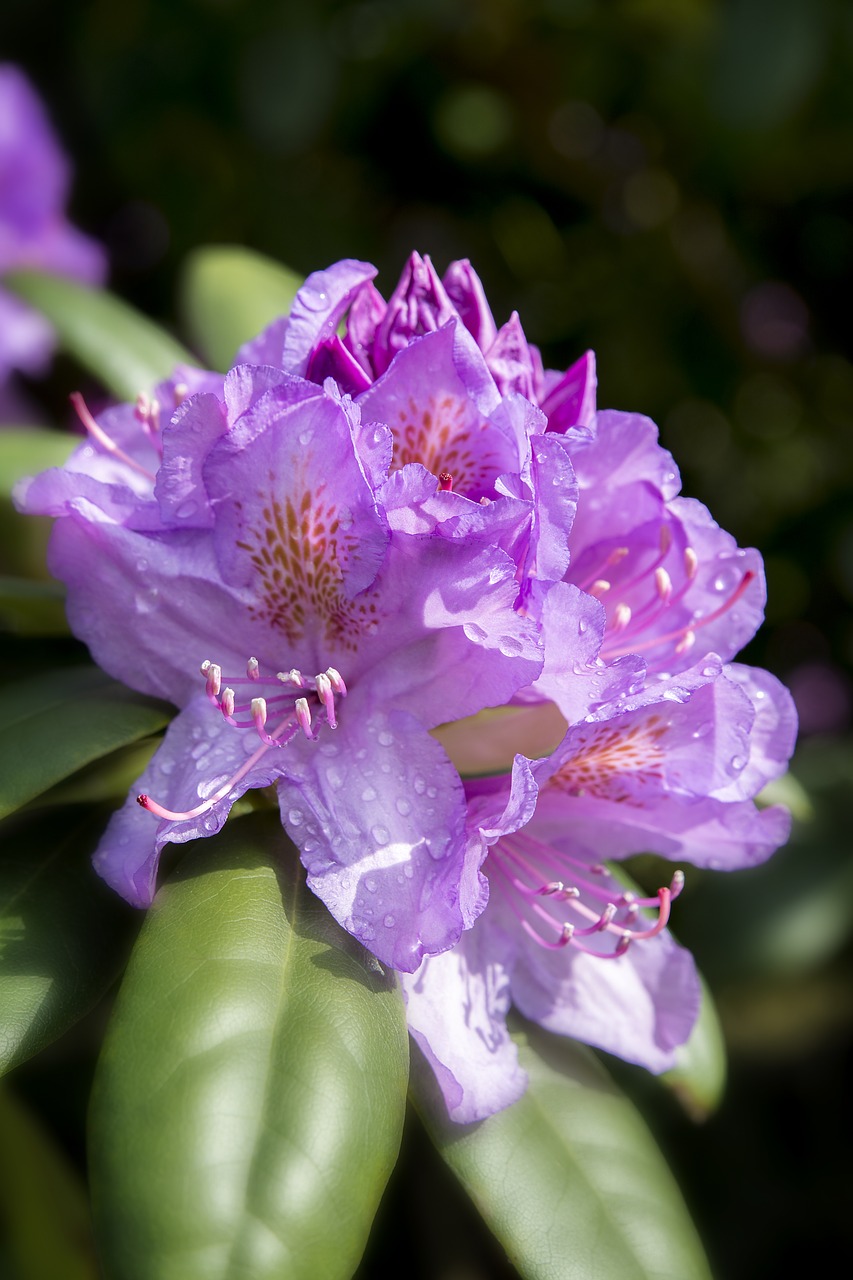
16 253 797 1116
17 362 543 971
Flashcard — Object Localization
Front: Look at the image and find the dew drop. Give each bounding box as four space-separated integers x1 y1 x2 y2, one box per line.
287 808 303 826
729 754 747 773
426 786 437 798
395 797 412 816
362 785 377 802
500 635 523 656
378 730 394 747
159 758 175 776
413 775 426 795
371 824 390 845
383 914 396 928
175 498 198 520
365 877 378 893
466 623 488 643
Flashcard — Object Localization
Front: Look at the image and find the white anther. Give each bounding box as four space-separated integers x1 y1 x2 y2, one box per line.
684 547 699 579
314 672 337 728
675 629 696 655
671 870 685 896
295 697 313 738
655 567 673 601
204 662 222 697
326 667 347 696
173 383 189 406
278 668 305 687
590 579 611 598
247 657 260 680
251 697 267 729
221 687 235 718
612 602 632 630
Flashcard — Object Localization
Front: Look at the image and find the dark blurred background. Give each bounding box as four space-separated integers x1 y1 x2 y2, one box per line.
2 1 853 1276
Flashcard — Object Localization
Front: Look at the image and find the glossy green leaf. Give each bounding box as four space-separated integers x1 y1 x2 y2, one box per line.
181 245 303 370
89 813 409 1280
0 1082 98 1279
0 807 134 1077
3 271 195 400
663 975 727 1121
417 1025 713 1280
0 666 171 819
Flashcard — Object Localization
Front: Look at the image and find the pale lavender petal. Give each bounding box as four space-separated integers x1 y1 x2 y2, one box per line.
402 921 527 1122
277 709 484 970
713 663 799 800
0 287 53 377
236 260 377 373
483 312 539 399
93 695 284 906
510 923 701 1073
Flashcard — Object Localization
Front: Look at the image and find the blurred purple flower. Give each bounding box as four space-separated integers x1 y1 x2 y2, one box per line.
0 64 105 389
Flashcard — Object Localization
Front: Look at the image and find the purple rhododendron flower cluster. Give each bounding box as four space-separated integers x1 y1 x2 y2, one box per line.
0 64 105 390
16 252 797 1123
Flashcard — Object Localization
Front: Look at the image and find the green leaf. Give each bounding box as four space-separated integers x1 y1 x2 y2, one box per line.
3 271 196 400
0 666 171 819
0 578 68 636
663 975 727 1121
0 1082 98 1279
0 429 76 499
0 806 135 1077
181 245 303 370
89 813 409 1280
417 1025 713 1280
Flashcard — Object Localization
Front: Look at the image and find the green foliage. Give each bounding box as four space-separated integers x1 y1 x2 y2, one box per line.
0 1084 98 1280
417 1025 713 1280
0 807 134 1077
181 245 303 370
89 814 409 1280
0 666 170 820
3 272 195 399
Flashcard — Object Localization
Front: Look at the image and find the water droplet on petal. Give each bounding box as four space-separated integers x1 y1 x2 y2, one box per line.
371 824 390 845
288 808 303 826
365 877 378 893
378 730 394 747
395 797 412 816
383 914 396 928
362 785 377 802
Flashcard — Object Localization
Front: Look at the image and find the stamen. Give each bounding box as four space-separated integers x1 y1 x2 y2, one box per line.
655 567 672 602
605 569 757 660
201 660 221 700
295 697 314 739
247 657 260 680
220 687 236 719
684 547 698 579
612 602 632 630
589 579 611 598
278 668 305 688
71 392 157 483
488 833 685 960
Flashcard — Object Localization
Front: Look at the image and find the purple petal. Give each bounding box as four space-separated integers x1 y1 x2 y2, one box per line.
540 350 598 434
442 258 498 352
402 921 527 1122
93 695 284 906
714 663 799 799
277 709 485 970
358 324 517 500
510 921 701 1073
236 260 377 374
